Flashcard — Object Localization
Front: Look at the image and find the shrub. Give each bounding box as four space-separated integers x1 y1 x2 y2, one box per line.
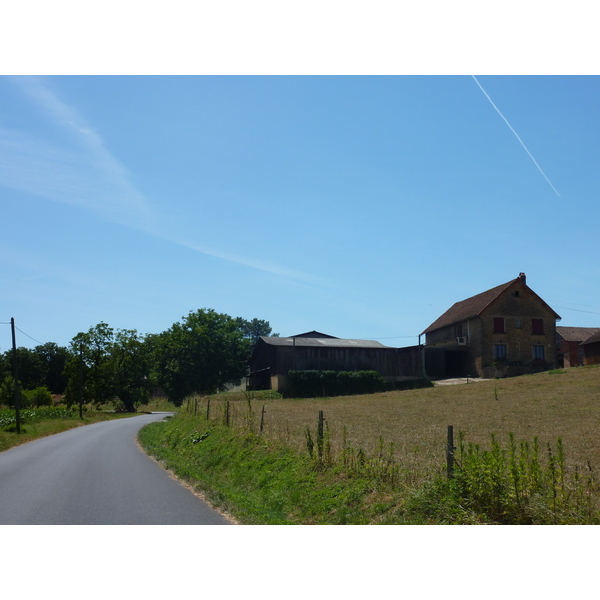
449 432 599 524
24 386 53 408
113 400 129 413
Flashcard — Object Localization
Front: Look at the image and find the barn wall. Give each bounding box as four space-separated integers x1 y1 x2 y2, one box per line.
583 342 600 365
274 346 420 378
248 341 424 390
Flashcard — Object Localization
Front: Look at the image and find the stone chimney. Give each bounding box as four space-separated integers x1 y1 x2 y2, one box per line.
518 272 526 284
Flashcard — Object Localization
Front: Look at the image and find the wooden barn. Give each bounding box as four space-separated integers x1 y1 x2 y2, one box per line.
248 332 421 392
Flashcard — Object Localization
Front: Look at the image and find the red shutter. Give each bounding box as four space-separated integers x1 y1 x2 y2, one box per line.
532 319 544 335
493 318 505 333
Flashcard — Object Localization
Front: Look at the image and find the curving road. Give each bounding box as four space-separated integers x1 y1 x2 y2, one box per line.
0 413 232 525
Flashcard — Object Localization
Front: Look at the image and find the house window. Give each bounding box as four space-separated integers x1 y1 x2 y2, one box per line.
494 344 507 360
493 317 505 333
455 323 463 337
516 318 521 329
514 291 520 297
532 319 544 335
533 345 545 360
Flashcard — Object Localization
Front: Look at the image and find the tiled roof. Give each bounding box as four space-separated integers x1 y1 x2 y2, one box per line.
258 336 392 349
422 275 560 334
581 330 600 345
557 326 600 343
422 280 514 334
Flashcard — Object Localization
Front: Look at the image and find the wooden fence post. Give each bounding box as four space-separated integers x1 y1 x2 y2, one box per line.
447 425 455 479
225 400 230 427
260 405 266 434
317 410 324 461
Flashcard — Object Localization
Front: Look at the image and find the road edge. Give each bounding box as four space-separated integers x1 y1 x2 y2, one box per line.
134 431 240 525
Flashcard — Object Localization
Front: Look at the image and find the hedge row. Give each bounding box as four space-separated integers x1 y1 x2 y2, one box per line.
286 370 434 397
286 370 386 398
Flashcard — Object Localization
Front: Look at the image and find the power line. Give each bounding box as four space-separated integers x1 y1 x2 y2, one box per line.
368 336 418 340
552 305 600 316
551 300 599 309
14 327 44 345
2 318 45 344
352 335 419 343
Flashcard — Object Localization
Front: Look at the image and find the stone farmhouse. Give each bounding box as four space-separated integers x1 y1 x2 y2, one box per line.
421 273 561 379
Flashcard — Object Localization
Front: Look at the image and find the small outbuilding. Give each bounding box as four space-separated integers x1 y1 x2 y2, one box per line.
556 326 600 368
581 330 600 366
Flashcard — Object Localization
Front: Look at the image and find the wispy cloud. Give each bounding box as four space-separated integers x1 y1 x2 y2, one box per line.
472 75 561 198
0 76 316 283
1 76 156 228
159 233 323 284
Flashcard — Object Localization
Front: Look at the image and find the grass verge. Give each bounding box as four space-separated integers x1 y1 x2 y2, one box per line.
138 407 600 524
138 414 412 524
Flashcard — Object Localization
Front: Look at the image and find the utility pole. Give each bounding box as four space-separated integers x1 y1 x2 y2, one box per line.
78 342 84 419
10 318 21 434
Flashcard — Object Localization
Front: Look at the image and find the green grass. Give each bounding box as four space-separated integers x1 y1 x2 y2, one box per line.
137 397 179 413
138 367 600 524
138 414 408 524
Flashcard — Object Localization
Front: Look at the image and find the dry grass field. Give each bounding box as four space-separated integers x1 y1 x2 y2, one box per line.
203 365 600 484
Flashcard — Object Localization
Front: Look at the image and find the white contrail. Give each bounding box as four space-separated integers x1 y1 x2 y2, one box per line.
472 75 561 198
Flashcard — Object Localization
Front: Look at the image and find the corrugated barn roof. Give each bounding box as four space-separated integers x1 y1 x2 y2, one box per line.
258 337 393 349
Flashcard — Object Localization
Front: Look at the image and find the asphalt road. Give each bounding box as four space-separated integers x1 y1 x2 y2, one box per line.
0 413 232 525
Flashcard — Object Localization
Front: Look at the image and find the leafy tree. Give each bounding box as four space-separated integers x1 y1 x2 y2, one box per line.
0 375 26 409
0 343 69 395
153 309 251 405
110 329 153 412
64 322 115 412
64 323 152 413
1 347 45 390
235 317 279 345
34 342 69 394
0 352 9 381
0 375 13 407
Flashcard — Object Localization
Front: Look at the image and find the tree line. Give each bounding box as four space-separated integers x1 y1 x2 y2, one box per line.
1 310 277 412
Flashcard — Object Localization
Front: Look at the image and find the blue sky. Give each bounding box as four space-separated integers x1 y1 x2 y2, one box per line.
2 74 599 350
